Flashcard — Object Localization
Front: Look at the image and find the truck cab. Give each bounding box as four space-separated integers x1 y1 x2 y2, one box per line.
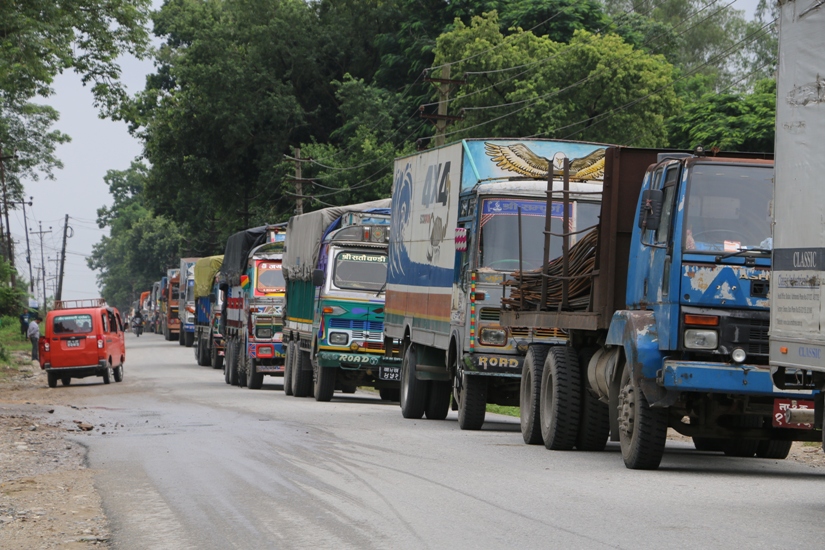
179 258 199 347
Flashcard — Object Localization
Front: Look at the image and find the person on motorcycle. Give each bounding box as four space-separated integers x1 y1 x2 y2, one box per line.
131 310 144 336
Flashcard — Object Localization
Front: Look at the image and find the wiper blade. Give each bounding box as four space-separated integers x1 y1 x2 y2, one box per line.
375 281 387 297
714 248 771 262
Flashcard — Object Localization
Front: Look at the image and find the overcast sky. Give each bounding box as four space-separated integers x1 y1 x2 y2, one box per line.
13 0 763 305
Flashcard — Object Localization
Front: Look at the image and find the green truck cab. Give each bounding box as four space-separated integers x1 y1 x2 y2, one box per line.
282 201 401 401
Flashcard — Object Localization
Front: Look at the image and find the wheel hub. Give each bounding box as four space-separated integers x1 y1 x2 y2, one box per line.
618 379 636 438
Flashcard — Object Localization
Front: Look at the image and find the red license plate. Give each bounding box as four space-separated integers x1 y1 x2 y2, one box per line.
772 398 816 429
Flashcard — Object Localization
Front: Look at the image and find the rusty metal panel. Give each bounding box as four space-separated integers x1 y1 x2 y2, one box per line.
501 311 601 331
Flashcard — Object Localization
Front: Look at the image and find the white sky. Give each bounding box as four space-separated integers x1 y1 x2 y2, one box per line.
15 0 763 304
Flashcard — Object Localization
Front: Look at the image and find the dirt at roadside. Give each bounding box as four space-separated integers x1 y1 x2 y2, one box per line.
0 353 109 549
667 428 825 466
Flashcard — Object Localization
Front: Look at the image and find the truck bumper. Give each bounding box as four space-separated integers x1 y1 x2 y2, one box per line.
317 351 401 369
659 360 815 398
465 353 523 377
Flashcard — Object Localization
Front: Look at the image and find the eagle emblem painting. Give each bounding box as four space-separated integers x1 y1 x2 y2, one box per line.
484 142 607 181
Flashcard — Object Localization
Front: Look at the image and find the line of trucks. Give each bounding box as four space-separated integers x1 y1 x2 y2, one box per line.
135 0 825 469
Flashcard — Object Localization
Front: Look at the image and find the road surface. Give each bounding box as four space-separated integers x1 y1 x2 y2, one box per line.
56 334 825 549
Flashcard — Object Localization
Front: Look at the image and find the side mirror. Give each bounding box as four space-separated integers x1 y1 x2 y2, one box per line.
312 269 325 287
637 189 664 231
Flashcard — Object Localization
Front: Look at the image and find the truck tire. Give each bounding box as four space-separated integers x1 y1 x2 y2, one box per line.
283 341 294 395
47 372 57 388
379 388 400 402
457 373 487 430
211 342 224 370
723 415 761 457
425 381 451 420
618 364 667 469
540 347 581 450
576 348 610 452
341 384 357 394
102 366 111 385
228 341 240 386
520 345 549 445
314 360 336 402
692 437 724 452
184 331 195 348
755 440 792 459
292 350 313 397
197 339 210 366
237 350 248 387
164 325 171 341
114 365 124 383
178 329 185 346
61 375 71 386
400 344 427 419
247 358 264 389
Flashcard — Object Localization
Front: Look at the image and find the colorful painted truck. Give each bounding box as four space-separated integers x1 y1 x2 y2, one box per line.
282 200 401 401
160 268 181 341
178 257 199 347
384 139 604 428
221 225 287 389
497 146 822 469
193 255 224 368
769 0 825 445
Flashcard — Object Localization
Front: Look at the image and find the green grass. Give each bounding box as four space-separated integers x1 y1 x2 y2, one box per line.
486 404 520 417
0 315 33 367
802 441 821 447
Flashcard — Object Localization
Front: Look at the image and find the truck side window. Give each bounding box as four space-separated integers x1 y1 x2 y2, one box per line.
655 166 680 244
108 311 118 333
642 167 664 245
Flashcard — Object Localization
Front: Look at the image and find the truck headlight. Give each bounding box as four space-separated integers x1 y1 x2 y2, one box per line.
479 328 507 346
256 327 272 339
329 332 348 345
684 329 718 350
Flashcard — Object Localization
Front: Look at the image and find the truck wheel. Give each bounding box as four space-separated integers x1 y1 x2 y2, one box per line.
341 384 357 394
618 364 667 469
756 440 792 459
61 375 71 386
283 341 294 395
576 348 610 452
47 372 57 388
400 343 427 419
114 365 124 383
692 437 724 452
212 343 224 370
164 326 171 341
313 360 336 402
224 344 231 384
520 345 549 445
228 341 239 386
540 347 581 450
457 373 487 430
185 331 195 348
197 339 209 366
292 350 313 397
247 359 264 389
178 329 185 346
379 388 400 402
237 351 248 388
723 415 761 457
425 381 451 420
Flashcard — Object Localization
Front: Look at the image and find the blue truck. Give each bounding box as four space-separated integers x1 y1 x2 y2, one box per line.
193 255 224 368
500 146 821 469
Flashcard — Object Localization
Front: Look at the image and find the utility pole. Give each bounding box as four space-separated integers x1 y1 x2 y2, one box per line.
57 214 71 301
21 197 33 291
419 65 466 148
31 223 51 310
0 147 18 283
294 147 303 215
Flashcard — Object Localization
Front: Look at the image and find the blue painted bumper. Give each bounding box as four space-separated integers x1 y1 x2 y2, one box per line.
660 360 815 399
184 323 195 332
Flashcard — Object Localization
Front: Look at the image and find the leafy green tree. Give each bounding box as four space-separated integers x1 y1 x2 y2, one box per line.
433 12 679 146
88 162 182 312
0 0 151 110
668 78 775 152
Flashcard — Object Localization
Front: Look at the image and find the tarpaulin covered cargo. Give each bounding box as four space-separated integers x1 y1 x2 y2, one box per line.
283 199 391 281
194 256 223 298
220 227 269 286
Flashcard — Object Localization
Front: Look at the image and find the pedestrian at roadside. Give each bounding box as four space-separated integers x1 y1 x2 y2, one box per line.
19 311 29 340
27 315 42 361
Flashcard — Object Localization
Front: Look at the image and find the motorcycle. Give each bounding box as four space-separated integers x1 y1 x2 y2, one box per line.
131 317 144 337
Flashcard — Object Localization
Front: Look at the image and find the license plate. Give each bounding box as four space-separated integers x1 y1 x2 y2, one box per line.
67 340 80 348
379 367 400 381
772 398 816 429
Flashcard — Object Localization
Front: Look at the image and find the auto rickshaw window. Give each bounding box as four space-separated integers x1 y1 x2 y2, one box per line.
53 314 93 335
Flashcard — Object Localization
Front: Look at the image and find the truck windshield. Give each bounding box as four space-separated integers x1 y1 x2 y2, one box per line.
684 164 773 253
185 280 194 302
53 314 93 334
333 251 387 291
256 260 285 294
478 198 601 271
171 286 180 301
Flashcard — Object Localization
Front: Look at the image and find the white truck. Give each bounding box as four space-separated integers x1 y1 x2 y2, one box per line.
384 138 606 429
769 0 825 444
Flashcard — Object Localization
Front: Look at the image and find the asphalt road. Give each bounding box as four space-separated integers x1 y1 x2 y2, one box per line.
58 334 825 549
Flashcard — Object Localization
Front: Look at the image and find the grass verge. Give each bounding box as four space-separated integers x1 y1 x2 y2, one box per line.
486 404 520 417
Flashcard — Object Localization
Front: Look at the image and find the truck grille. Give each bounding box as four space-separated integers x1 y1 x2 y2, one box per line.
721 317 769 356
330 319 383 332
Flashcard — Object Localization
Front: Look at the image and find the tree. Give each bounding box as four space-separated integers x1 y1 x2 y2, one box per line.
432 12 679 146
667 78 775 152
0 0 151 111
88 162 182 312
